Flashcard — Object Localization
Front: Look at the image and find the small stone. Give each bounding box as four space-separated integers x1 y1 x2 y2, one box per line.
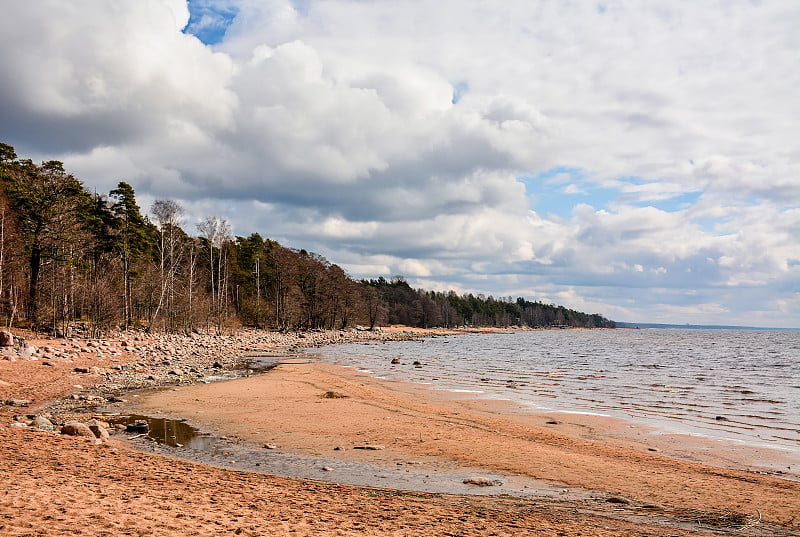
390 358 400 364
263 443 278 450
0 330 13 347
463 476 503 487
321 466 333 472
4 399 31 407
88 421 110 442
354 444 385 450
715 415 728 421
74 367 90 373
32 416 54 431
126 422 149 433
606 496 631 505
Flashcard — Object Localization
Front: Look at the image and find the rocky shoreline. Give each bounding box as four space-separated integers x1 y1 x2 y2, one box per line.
2 326 448 435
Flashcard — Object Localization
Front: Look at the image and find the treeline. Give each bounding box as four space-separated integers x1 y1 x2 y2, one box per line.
0 142 614 334
364 277 615 329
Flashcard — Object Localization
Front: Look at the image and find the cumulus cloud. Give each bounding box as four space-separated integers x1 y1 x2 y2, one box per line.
0 0 798 326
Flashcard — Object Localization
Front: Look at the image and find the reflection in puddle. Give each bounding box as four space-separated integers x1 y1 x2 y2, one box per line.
108 414 215 450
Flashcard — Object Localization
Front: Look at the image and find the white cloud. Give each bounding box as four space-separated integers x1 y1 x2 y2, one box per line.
1 0 798 327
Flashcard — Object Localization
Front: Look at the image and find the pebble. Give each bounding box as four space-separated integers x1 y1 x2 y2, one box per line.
463 476 503 487
3 399 31 407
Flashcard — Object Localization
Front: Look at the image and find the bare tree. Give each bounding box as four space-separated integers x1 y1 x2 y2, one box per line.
197 216 232 332
150 200 185 331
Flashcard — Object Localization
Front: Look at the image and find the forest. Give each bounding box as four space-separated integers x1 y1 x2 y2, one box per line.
0 142 614 335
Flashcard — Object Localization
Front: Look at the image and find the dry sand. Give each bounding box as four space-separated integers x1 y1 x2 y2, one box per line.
2 329 798 536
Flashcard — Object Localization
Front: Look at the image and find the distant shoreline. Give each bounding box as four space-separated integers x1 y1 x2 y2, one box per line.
615 322 799 330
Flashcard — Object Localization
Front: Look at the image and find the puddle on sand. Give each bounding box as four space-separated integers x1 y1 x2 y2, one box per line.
105 414 215 450
104 413 592 499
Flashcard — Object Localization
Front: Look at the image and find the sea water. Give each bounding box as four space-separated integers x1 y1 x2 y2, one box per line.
317 329 799 452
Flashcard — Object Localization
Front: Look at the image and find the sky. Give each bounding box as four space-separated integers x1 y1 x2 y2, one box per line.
1 1 798 328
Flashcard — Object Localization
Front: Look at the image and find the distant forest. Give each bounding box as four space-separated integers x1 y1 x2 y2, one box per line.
0 142 615 335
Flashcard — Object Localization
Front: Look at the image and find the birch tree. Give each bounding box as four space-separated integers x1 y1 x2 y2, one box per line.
150 199 184 331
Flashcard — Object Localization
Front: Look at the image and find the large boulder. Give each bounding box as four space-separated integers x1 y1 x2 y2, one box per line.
60 421 96 439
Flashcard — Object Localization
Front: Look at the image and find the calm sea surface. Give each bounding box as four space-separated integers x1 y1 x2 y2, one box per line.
317 329 799 451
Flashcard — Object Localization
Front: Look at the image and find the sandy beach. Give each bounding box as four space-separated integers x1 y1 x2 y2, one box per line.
2 328 798 536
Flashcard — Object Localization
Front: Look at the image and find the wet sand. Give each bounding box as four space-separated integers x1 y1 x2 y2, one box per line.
129 359 800 532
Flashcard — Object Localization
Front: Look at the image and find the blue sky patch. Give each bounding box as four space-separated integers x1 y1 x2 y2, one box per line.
451 81 469 104
184 1 238 45
519 167 617 218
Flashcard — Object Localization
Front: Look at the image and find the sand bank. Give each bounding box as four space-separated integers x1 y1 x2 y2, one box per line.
129 359 800 532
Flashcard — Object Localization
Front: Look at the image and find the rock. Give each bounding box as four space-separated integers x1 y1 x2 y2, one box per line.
0 330 13 347
606 496 631 505
73 367 90 373
212 361 223 369
715 416 728 421
61 421 95 438
463 476 503 487
321 466 333 472
3 399 31 407
263 443 278 450
168 369 184 376
88 421 110 441
126 422 149 433
354 444 385 450
390 358 400 364
32 416 54 431
546 420 561 425
321 391 348 399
